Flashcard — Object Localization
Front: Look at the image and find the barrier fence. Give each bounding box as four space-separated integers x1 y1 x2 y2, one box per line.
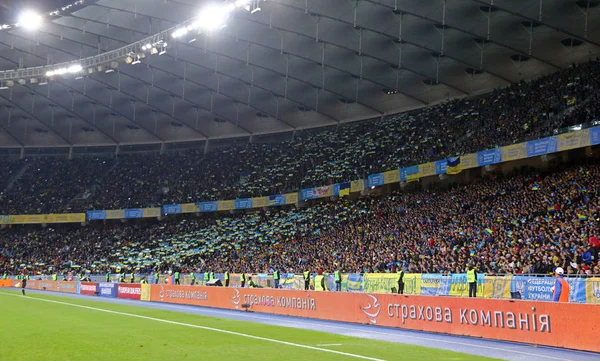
4 279 599 352
8 273 600 304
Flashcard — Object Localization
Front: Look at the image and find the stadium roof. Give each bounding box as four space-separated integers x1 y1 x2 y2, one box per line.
0 0 599 148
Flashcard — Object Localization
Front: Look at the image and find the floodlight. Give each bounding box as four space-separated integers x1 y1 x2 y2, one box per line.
197 4 231 31
17 10 43 31
68 64 82 73
45 70 54 77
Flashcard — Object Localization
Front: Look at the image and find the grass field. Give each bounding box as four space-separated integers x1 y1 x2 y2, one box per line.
0 290 500 361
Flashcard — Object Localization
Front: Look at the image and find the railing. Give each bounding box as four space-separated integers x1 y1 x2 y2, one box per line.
12 272 600 304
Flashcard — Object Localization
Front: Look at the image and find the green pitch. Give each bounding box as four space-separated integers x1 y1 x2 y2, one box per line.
0 290 499 361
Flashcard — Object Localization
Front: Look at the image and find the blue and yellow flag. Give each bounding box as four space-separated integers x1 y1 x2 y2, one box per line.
446 157 462 175
339 182 350 197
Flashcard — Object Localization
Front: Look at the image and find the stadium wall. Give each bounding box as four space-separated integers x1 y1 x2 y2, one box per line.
9 280 600 352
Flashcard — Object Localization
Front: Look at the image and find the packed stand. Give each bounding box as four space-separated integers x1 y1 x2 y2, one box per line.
0 61 599 214
2 162 599 278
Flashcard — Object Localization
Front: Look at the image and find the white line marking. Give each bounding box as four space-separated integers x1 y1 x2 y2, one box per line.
0 292 385 361
317 344 343 347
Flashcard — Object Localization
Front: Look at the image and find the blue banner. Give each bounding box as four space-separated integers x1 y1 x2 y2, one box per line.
435 160 447 175
421 274 449 296
567 278 587 303
86 210 106 221
162 204 182 215
511 276 554 301
346 273 363 292
199 201 218 212
367 173 384 187
526 136 558 157
477 148 502 166
333 183 341 197
124 209 143 219
268 195 285 206
234 198 253 210
590 127 600 146
97 282 118 298
400 165 419 181
301 188 317 200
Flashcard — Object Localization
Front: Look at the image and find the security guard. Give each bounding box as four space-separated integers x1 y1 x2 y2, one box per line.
105 272 110 283
315 272 326 291
77 273 82 281
209 271 215 280
203 271 209 285
397 267 405 295
273 269 280 289
190 271 196 286
174 271 180 285
154 272 160 284
467 265 477 298
130 272 136 283
303 270 310 290
240 272 246 288
334 270 341 292
141 277 147 284
52 273 57 281
224 271 230 287
119 273 125 283
2 272 6 280
248 277 257 288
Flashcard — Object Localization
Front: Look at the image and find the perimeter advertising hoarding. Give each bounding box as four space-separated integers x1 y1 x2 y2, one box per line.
117 284 141 300
149 285 599 352
98 282 118 298
16 280 77 293
0 280 12 287
79 282 97 296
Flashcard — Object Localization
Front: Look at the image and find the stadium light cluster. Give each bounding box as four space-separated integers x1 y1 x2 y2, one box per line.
45 64 83 77
1 1 89 32
171 0 259 38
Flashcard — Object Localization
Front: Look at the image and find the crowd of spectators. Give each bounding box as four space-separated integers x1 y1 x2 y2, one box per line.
2 161 599 277
0 61 599 214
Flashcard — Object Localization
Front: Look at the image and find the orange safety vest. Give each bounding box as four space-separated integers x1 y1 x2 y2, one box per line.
557 278 570 302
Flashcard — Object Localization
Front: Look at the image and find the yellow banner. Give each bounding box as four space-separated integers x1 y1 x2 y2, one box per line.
383 170 400 184
585 277 600 304
181 203 199 213
361 273 421 295
285 193 298 205
218 200 234 211
461 153 478 169
252 197 268 208
0 215 13 225
105 210 125 219
557 129 590 151
481 275 512 299
142 208 161 218
501 143 527 162
140 284 151 301
350 179 364 193
8 213 85 224
418 162 436 177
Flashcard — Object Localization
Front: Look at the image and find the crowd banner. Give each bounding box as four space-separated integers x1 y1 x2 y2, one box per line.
234 198 253 210
124 208 144 219
435 160 447 174
142 207 161 218
557 128 590 151
148 285 600 352
368 173 384 187
508 276 587 303
477 148 502 166
105 209 125 220
482 276 512 299
198 201 218 212
418 162 436 178
501 143 527 162
350 179 365 193
526 136 558 157
98 282 118 298
9 213 86 224
86 210 106 221
267 195 286 207
399 165 418 181
117 283 142 300
79 282 98 295
590 126 600 145
347 273 364 292
218 200 235 211
586 277 600 304
460 153 478 169
285 193 298 205
162 204 182 215
252 196 268 208
361 273 421 295
181 203 200 213
383 170 399 184
448 274 485 297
